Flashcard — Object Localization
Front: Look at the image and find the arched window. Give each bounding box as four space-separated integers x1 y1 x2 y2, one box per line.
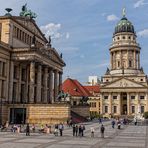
118 61 120 67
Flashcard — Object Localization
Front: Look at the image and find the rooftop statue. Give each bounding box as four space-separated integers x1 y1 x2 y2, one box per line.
20 3 37 19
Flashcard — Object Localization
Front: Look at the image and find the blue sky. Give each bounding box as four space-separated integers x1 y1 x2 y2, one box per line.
1 0 148 84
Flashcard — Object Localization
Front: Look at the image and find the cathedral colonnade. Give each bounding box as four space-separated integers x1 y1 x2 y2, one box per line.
100 91 148 116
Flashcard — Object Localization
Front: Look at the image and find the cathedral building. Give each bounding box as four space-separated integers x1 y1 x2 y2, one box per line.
100 10 148 117
0 6 70 124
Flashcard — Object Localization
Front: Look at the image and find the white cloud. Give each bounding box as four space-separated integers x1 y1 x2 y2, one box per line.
66 32 70 39
40 23 70 40
40 23 62 39
134 0 148 8
137 29 148 37
134 0 144 8
107 14 119 21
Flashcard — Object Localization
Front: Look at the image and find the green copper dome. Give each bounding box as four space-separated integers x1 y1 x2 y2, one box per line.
114 17 135 34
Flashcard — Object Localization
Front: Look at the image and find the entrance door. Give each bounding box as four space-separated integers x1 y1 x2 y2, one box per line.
10 108 26 124
123 104 127 115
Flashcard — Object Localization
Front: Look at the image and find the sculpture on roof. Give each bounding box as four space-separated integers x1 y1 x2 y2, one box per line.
20 3 37 19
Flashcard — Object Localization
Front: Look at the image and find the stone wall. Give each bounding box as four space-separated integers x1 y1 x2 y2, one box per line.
27 103 71 124
71 105 90 117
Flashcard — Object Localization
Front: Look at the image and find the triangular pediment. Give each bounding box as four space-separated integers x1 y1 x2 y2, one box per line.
50 48 65 66
13 17 47 42
102 78 145 88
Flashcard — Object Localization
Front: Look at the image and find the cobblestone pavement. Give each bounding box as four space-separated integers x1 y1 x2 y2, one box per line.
0 121 147 148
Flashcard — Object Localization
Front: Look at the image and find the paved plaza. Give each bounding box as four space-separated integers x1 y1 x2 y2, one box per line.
0 121 147 148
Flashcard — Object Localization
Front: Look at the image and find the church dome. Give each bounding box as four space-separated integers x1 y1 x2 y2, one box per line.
114 16 135 34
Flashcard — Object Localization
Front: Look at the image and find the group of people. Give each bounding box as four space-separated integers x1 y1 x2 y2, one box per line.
72 124 85 137
111 118 129 129
54 123 64 136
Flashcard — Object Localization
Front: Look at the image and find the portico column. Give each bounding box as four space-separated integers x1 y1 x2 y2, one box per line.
43 66 48 103
29 62 35 103
9 61 14 103
18 64 22 103
109 93 112 114
100 93 103 114
136 93 140 113
36 64 42 103
127 93 130 115
49 69 54 103
54 70 58 101
118 93 121 115
59 72 62 92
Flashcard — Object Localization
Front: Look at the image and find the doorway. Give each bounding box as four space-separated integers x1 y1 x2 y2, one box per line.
10 108 26 124
121 92 127 115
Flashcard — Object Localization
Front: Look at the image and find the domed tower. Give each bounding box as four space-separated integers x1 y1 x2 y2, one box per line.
110 9 141 75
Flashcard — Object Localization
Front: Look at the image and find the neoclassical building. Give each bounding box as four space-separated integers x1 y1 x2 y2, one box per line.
100 10 148 117
0 6 70 124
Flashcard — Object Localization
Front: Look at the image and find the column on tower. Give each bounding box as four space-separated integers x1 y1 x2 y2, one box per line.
127 50 129 68
120 50 122 68
138 52 140 69
29 61 35 103
133 50 136 69
113 52 116 69
36 64 42 103
49 68 54 103
110 52 113 69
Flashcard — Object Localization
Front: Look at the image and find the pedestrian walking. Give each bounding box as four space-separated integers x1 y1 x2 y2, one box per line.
26 123 30 136
78 125 82 137
134 117 137 125
72 124 76 136
111 120 115 128
117 120 121 129
75 125 78 136
100 124 105 138
59 123 64 136
90 127 94 137
82 125 85 137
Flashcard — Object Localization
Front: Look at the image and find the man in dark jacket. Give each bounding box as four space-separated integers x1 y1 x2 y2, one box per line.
26 123 30 136
100 124 105 138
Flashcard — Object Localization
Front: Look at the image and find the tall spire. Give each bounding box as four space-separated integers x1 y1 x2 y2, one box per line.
122 7 126 17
